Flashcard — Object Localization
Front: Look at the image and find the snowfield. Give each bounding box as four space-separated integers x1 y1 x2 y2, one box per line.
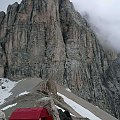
58 93 102 120
0 78 19 105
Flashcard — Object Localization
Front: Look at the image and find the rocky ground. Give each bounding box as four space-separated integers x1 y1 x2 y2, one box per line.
0 78 118 120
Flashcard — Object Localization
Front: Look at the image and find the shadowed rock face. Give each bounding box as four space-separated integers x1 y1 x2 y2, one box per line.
103 57 120 119
0 0 119 119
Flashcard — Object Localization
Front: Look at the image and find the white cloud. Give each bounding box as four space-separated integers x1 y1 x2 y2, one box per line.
70 0 120 52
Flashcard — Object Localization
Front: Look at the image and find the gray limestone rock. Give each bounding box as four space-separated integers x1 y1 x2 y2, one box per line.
0 0 119 119
103 57 120 119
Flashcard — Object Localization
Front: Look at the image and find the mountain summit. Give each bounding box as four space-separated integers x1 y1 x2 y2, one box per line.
0 0 119 119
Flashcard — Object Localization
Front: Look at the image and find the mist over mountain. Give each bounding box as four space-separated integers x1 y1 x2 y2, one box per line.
70 0 120 52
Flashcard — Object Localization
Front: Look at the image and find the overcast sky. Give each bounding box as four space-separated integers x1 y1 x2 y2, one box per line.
70 0 120 52
0 0 120 52
0 0 21 12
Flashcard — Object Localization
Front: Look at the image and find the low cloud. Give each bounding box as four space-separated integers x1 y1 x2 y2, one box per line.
70 0 120 52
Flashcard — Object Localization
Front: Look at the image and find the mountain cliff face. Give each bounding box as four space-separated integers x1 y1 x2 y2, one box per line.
0 0 119 119
103 57 120 119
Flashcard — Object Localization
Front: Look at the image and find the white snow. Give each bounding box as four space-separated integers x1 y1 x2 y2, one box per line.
18 91 29 96
66 88 71 92
55 105 65 112
0 110 5 118
55 105 76 117
0 78 19 105
1 103 17 111
58 93 102 120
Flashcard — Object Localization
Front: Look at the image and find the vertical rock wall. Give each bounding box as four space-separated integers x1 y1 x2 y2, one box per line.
0 0 119 119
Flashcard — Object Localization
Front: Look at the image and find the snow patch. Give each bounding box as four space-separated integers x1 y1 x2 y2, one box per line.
55 105 76 117
66 88 71 92
1 103 17 111
58 93 102 120
0 78 20 105
18 91 29 96
55 105 65 112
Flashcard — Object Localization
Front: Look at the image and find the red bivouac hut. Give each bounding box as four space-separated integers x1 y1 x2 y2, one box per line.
9 107 53 120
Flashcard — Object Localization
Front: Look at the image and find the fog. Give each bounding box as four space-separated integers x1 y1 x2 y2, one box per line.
70 0 120 52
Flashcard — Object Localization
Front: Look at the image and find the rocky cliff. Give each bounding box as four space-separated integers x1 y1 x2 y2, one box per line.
0 0 119 119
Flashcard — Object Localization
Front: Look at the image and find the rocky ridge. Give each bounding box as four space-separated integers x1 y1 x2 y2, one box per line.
0 0 119 119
